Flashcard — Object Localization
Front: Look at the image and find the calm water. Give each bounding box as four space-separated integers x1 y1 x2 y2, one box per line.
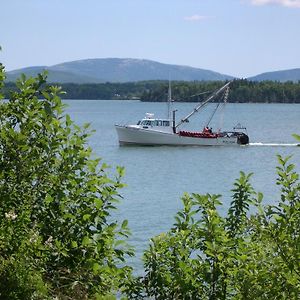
64 100 300 273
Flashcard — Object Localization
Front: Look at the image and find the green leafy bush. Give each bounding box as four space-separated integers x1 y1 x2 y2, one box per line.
1 58 299 299
0 64 133 299
138 157 300 299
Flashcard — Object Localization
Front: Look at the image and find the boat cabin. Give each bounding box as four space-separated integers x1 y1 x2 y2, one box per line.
127 113 173 133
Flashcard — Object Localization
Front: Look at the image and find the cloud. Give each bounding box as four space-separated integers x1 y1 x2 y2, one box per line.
249 0 300 8
184 15 212 22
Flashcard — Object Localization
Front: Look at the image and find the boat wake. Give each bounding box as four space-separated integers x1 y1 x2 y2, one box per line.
250 142 300 147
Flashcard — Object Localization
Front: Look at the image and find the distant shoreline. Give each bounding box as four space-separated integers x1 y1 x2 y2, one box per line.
3 79 300 104
62 99 300 104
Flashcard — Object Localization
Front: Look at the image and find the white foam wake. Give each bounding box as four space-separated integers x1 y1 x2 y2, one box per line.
249 142 300 147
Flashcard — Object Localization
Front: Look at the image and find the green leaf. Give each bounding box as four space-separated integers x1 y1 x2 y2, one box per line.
286 164 295 173
83 214 91 221
93 262 101 273
44 194 53 204
292 133 300 141
82 236 91 246
71 241 78 248
121 219 128 229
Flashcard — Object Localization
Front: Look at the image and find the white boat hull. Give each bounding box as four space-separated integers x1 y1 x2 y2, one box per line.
115 125 242 146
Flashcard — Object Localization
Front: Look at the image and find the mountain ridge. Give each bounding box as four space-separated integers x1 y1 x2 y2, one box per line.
5 58 300 83
248 68 300 82
5 58 234 83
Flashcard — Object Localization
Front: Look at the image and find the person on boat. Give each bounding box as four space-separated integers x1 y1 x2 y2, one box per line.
204 126 212 133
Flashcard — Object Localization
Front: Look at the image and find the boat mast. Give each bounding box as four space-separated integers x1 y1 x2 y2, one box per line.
167 79 172 120
175 81 231 129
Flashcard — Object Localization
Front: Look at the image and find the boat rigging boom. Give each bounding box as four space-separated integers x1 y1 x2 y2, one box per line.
175 81 231 129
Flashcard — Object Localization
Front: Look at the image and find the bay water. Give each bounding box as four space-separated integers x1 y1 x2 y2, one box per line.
64 100 300 273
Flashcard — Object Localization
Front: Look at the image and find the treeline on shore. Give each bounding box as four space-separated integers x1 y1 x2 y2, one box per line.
4 79 300 103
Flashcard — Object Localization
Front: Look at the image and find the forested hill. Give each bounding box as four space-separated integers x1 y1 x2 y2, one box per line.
139 80 300 103
3 79 300 103
5 58 233 83
249 68 300 82
6 59 300 83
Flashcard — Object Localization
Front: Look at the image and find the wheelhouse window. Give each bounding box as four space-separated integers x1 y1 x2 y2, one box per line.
154 120 162 126
140 120 169 126
140 120 152 126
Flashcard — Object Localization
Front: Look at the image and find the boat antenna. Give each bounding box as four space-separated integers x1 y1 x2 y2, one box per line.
167 78 172 120
175 81 231 129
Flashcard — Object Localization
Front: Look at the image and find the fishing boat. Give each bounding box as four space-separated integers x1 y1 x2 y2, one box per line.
115 82 249 146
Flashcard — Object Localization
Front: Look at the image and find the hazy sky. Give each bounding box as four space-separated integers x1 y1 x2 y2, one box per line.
1 0 299 77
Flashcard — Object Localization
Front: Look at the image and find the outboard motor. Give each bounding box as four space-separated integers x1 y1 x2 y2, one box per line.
237 133 249 145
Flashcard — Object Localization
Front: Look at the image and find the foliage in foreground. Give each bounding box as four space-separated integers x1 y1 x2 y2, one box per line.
0 64 133 299
1 59 300 299
127 154 300 299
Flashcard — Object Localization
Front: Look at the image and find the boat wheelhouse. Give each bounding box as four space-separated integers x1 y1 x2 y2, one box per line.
131 113 173 134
